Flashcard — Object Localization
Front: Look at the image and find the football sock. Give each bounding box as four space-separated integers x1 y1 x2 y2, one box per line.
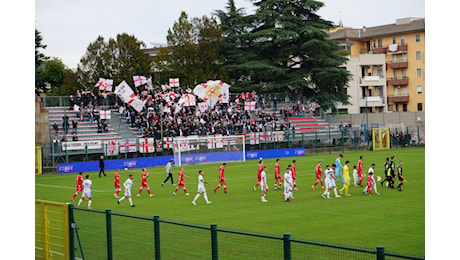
333 188 338 196
313 181 319 187
72 193 78 199
88 200 92 207
77 199 82 206
223 186 227 192
193 194 200 203
203 193 209 203
174 187 179 193
147 189 151 195
128 198 133 205
119 197 125 202
214 184 221 191
183 188 187 194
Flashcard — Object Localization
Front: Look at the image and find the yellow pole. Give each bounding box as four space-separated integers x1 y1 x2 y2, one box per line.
36 146 43 175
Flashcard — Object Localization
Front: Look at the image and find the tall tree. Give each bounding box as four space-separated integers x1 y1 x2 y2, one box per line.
35 29 49 94
216 0 351 110
153 12 226 88
77 33 152 90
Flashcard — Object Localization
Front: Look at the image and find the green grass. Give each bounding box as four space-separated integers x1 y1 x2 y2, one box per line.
35 147 425 259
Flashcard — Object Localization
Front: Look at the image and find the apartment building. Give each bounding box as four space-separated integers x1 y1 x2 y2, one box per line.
329 18 425 113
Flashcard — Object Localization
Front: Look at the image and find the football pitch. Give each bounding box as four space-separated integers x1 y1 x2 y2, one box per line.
35 147 425 257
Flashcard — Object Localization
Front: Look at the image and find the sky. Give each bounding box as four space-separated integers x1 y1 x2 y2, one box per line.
35 0 425 69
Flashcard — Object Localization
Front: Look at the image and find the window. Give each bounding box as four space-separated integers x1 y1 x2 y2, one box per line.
373 40 376 48
403 104 408 112
401 36 406 45
415 34 420 42
395 104 399 112
417 103 423 111
378 39 383 48
416 51 421 60
394 86 400 96
401 69 407 78
416 68 422 77
417 85 423 94
392 37 397 44
393 70 398 79
401 53 407 62
393 54 398 62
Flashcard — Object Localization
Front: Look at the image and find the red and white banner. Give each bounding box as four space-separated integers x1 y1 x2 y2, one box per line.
207 134 223 149
273 131 284 141
249 132 260 145
95 78 113 91
133 75 148 87
156 139 162 152
198 102 208 113
139 138 155 153
119 138 137 153
163 137 173 148
161 84 170 91
182 93 196 107
115 81 146 113
104 140 119 156
244 101 256 111
193 80 231 108
99 109 111 120
146 77 153 90
220 88 229 103
168 92 179 100
260 132 272 142
169 78 180 87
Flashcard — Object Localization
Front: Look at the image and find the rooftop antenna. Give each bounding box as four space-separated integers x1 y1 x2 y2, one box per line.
338 10 343 27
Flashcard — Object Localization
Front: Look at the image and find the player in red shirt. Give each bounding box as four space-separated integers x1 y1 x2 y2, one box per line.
253 160 264 191
114 169 121 198
274 159 282 190
311 161 325 190
366 171 374 195
214 163 228 193
173 167 190 195
71 172 83 201
291 160 298 190
357 156 364 186
137 168 154 197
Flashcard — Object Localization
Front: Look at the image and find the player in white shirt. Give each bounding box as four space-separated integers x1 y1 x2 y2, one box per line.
283 166 293 202
352 166 359 187
77 175 92 209
192 170 212 205
322 165 341 199
260 166 268 202
363 164 379 195
118 174 135 207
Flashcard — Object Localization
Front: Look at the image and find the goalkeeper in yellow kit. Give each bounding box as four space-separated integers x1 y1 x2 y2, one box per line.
339 160 351 196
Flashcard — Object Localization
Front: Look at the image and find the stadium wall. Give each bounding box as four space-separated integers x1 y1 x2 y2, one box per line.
331 112 425 128
57 148 306 174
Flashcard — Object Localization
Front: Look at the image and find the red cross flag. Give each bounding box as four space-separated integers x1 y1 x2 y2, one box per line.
120 138 137 153
163 137 173 148
193 80 231 108
260 132 272 142
99 109 111 120
244 101 256 111
169 78 180 87
161 84 170 91
95 78 113 91
133 75 148 87
139 138 155 153
249 132 260 145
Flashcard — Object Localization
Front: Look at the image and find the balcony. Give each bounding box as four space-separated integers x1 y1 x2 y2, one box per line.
371 47 388 54
387 77 409 86
358 96 385 107
387 95 409 103
387 61 408 69
387 44 408 53
360 75 386 86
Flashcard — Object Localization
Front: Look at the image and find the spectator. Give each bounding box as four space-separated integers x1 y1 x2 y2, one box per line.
72 119 78 134
52 121 59 136
62 114 69 135
72 133 78 141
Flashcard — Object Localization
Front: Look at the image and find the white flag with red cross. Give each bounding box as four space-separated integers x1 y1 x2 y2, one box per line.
146 77 153 90
99 109 111 120
133 75 148 87
95 78 113 91
161 84 170 91
193 80 231 108
103 140 119 156
249 132 260 145
207 134 224 149
139 138 155 153
273 131 285 141
244 101 256 111
163 137 173 148
120 138 137 153
260 132 272 142
169 78 180 87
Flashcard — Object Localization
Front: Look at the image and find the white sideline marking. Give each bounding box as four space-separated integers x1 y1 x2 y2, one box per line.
35 246 83 260
35 184 108 192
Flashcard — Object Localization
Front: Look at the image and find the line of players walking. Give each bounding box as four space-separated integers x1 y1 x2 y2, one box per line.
70 154 406 208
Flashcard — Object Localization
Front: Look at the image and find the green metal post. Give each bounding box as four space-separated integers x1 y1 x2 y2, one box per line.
154 215 161 260
376 246 385 260
301 132 304 148
287 132 290 148
417 126 420 146
211 224 218 260
106 209 113 260
283 233 291 260
68 204 75 260
85 144 88 161
355 130 358 151
65 145 69 163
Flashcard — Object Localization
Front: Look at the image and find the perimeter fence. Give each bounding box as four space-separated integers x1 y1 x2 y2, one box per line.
55 204 424 260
